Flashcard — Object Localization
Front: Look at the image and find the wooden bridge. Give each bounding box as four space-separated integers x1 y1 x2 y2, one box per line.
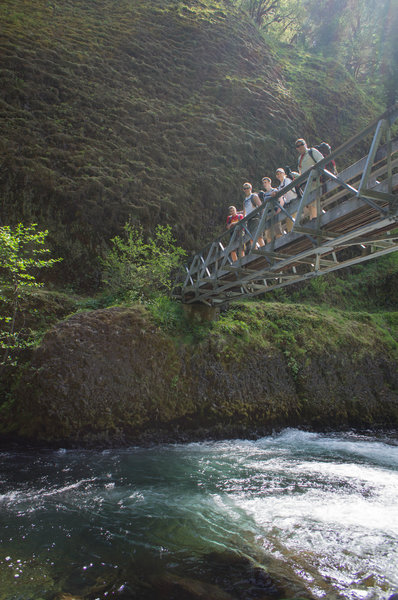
178 104 398 306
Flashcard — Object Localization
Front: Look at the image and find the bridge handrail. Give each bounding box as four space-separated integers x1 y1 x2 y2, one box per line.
181 103 398 289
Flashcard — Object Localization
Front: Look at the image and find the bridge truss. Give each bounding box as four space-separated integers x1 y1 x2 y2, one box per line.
178 104 398 306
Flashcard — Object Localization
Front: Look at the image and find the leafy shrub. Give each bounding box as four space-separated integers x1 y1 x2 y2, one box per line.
101 223 186 302
146 295 185 333
0 223 62 367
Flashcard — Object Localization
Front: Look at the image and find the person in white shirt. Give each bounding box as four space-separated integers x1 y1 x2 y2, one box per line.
260 176 283 244
272 168 297 233
295 138 323 220
242 182 265 248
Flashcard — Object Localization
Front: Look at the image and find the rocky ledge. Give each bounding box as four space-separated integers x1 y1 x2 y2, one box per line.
4 304 398 446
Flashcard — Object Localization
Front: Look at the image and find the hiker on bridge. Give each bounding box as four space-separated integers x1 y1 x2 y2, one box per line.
242 183 265 248
272 168 297 233
260 176 283 244
226 205 244 262
295 138 323 220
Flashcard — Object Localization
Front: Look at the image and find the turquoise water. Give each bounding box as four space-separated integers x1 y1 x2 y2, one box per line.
0 429 398 599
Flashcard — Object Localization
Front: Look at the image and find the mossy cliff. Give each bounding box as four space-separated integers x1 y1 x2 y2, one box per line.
4 302 397 447
0 0 378 288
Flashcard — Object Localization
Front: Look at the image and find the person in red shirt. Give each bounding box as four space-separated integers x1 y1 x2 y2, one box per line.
226 206 244 262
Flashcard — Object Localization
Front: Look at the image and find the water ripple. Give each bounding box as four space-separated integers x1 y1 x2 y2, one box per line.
1 429 397 600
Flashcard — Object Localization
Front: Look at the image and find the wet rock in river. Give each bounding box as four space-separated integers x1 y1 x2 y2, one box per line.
152 571 235 600
202 550 279 598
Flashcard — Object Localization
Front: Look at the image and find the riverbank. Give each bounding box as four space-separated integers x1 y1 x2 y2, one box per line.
2 299 397 447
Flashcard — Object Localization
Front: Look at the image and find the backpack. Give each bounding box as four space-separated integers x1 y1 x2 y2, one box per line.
309 143 338 176
284 167 303 198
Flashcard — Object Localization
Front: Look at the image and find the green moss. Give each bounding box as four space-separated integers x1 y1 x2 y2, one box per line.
0 0 379 290
269 252 398 312
2 297 397 445
206 301 398 372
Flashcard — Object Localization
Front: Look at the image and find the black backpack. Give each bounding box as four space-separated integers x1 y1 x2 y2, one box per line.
309 143 338 176
284 166 303 198
314 142 332 157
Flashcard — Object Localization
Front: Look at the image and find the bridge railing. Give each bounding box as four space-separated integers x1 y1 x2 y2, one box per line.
179 104 398 302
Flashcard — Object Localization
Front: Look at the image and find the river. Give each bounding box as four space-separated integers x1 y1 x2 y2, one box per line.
0 429 397 599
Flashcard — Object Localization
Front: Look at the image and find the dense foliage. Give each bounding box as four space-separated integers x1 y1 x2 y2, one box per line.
240 0 398 105
0 224 61 368
266 252 398 312
101 223 186 301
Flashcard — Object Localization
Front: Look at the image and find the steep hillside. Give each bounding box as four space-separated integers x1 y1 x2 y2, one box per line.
0 0 378 288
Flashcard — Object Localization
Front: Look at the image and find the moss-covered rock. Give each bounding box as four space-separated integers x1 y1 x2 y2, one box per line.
7 306 193 444
4 302 398 447
0 0 379 289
